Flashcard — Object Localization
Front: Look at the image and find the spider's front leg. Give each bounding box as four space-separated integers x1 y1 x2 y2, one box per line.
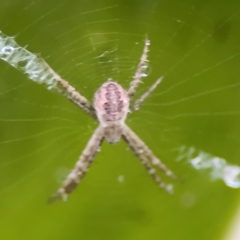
122 124 177 194
49 126 104 203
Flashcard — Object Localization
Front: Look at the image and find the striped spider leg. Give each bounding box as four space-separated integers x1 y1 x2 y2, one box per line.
49 37 177 203
41 60 97 120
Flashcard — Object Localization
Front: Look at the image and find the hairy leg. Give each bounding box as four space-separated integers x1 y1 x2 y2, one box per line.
123 132 173 194
122 124 177 187
130 76 163 111
49 126 104 203
43 60 96 119
128 36 150 99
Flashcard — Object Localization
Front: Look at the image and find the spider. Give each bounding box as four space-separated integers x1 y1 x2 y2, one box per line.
43 37 177 202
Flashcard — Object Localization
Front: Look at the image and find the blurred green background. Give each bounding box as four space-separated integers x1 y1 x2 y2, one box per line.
0 0 240 239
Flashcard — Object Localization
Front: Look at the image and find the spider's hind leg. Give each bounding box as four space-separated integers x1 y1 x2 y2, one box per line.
128 36 150 99
130 76 163 111
42 59 97 119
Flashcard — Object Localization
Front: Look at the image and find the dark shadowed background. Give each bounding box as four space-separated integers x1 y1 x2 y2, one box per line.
0 0 240 239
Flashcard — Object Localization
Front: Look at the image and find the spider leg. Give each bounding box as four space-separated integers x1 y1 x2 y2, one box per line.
42 60 97 120
122 124 177 184
127 36 150 99
49 126 104 203
130 76 163 111
123 133 173 194
139 153 173 194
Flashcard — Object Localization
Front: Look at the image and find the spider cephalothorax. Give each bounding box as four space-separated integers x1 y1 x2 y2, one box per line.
94 82 129 143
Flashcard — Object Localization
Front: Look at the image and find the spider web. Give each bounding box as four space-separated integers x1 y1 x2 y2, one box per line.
0 0 240 240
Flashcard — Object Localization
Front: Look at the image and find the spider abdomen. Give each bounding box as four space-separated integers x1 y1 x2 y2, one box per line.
94 81 130 143
94 81 129 125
